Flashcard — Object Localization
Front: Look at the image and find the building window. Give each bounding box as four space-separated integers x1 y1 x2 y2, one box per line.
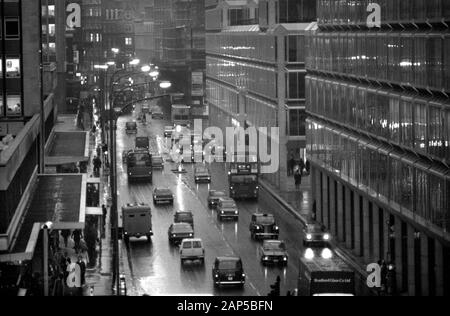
6 57 20 78
0 93 3 117
6 95 21 116
5 18 20 39
48 24 55 37
48 5 55 17
286 72 306 99
286 35 305 63
289 108 307 136
125 37 133 46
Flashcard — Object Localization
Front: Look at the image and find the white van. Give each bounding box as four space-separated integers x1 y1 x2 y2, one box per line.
180 238 205 265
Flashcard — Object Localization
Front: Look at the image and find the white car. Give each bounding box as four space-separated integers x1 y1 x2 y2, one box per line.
180 238 205 265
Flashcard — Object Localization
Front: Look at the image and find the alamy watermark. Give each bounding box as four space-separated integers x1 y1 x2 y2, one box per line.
367 3 381 28
170 119 280 174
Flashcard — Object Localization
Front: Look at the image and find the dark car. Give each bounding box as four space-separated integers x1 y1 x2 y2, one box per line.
217 197 239 221
194 166 211 183
135 136 150 150
152 109 164 119
153 187 174 205
302 223 331 247
207 190 227 208
126 121 137 134
174 210 194 228
260 240 288 266
249 213 279 240
212 257 245 288
168 223 194 244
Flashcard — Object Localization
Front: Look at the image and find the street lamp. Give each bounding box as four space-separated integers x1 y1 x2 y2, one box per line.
149 70 160 78
159 81 172 89
129 59 140 66
42 221 53 296
141 65 151 73
111 48 120 54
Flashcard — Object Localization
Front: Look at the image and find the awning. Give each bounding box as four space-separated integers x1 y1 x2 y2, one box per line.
45 131 89 166
0 174 86 263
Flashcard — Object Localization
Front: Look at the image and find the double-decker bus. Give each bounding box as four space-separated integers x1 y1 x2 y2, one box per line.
171 91 190 128
126 150 153 182
227 160 260 200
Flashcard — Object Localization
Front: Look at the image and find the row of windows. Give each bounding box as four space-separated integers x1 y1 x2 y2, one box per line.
306 76 450 162
288 108 307 137
245 95 278 130
306 32 450 93
206 33 277 63
307 119 450 233
317 0 450 27
277 0 317 24
206 56 278 100
206 80 239 116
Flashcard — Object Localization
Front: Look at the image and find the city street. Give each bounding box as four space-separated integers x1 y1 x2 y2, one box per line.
115 111 369 296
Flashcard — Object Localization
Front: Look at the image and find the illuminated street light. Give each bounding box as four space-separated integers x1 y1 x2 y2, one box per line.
159 81 172 89
149 70 160 78
141 65 151 72
129 59 140 66
111 48 120 54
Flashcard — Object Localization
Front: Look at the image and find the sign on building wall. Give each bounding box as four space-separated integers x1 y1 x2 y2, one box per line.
66 3 81 30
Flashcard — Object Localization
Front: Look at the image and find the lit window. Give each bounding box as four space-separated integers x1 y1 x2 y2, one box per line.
49 24 55 36
48 5 55 17
0 94 3 117
6 58 21 78
7 95 22 116
125 37 133 46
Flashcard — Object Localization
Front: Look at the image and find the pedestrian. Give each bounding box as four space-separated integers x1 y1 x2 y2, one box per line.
93 156 102 177
102 204 107 230
77 255 87 291
52 229 60 252
72 230 82 253
305 159 310 175
299 159 305 175
294 169 302 190
61 229 70 248
288 156 295 176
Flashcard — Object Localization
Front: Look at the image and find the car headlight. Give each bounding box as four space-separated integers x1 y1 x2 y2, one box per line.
235 211 238 215
323 234 330 241
321 248 333 259
189 233 193 237
263 256 269 260
306 234 312 240
242 273 246 278
283 256 288 261
215 274 219 278
221 211 224 214
274 226 279 231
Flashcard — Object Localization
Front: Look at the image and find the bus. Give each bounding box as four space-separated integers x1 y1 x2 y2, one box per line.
119 203 153 243
228 161 260 200
126 150 153 182
171 104 191 128
297 248 355 296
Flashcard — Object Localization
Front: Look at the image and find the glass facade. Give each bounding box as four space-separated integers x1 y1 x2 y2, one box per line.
206 56 277 100
307 31 450 93
307 118 450 233
307 75 450 163
317 0 450 26
0 0 22 117
277 0 316 23
206 33 277 63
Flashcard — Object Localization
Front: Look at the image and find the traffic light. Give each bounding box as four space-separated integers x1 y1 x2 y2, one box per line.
268 276 281 297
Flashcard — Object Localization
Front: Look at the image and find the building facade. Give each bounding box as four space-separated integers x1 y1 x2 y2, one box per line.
206 0 316 189
0 0 62 253
306 0 450 295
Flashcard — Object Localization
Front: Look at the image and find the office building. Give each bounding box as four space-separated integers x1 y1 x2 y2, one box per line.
306 0 450 296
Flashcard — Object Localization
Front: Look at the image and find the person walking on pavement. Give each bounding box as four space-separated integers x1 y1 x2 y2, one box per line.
288 155 295 176
72 229 83 253
294 168 302 191
61 229 70 248
102 204 107 232
76 255 86 296
299 159 305 176
305 159 310 175
93 156 102 177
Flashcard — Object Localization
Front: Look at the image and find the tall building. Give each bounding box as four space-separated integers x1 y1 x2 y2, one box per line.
0 0 61 274
134 0 156 65
306 0 450 296
206 0 316 189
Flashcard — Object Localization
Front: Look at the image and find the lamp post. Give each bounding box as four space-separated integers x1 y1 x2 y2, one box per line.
42 221 53 296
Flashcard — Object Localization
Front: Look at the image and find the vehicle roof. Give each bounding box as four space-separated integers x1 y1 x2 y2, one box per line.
218 197 235 202
122 204 151 212
154 187 172 192
254 213 274 218
209 190 226 196
171 223 194 231
263 240 283 246
175 210 193 215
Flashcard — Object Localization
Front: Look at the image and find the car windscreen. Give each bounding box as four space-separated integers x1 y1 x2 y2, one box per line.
176 214 193 222
264 242 286 251
192 241 202 248
256 216 275 225
126 122 137 129
196 168 208 173
218 260 241 270
220 201 236 208
152 157 163 163
308 225 324 233
230 175 257 183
